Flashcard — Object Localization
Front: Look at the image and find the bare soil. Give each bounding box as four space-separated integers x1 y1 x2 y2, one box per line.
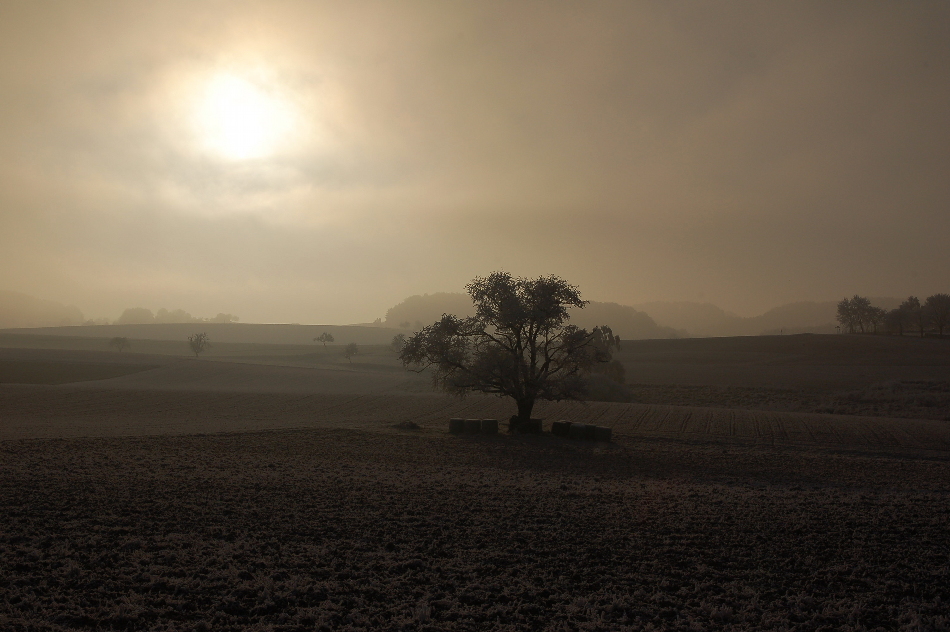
2 335 950 630
2 429 949 631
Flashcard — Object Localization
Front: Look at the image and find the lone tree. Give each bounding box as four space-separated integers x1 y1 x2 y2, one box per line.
314 332 334 348
399 272 611 430
188 332 210 358
108 336 130 352
343 342 359 362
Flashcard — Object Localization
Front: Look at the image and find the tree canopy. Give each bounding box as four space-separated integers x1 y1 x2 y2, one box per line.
187 332 210 358
314 332 334 347
399 272 611 428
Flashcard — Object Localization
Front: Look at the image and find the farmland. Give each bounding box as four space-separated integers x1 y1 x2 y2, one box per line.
1 332 950 630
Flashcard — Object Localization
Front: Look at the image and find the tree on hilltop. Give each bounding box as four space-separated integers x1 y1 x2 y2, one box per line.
314 332 334 348
188 333 210 358
343 343 359 362
399 272 612 430
108 337 130 352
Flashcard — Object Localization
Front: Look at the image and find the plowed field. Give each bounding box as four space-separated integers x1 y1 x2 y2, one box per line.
2 342 950 630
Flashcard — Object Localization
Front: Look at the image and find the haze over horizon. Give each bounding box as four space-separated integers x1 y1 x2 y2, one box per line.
2 2 948 324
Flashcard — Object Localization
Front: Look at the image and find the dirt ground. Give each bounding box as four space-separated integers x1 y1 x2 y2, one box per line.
2 429 949 631
2 335 950 630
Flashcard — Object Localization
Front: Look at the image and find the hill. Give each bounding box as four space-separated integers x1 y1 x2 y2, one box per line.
383 293 679 339
0 322 403 348
634 298 902 337
0 290 85 329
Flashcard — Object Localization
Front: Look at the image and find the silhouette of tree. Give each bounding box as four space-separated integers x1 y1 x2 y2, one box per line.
593 325 621 352
901 296 926 338
836 297 859 333
837 295 883 333
925 294 950 337
108 336 130 352
343 342 359 362
390 333 406 353
188 333 210 358
867 306 887 334
399 272 611 429
314 332 334 348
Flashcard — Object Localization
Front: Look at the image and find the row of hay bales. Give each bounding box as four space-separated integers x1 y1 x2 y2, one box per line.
447 417 612 442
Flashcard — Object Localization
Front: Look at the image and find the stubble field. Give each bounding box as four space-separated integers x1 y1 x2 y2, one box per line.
2 333 950 630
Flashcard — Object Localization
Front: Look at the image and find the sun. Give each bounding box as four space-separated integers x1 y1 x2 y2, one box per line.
193 73 297 160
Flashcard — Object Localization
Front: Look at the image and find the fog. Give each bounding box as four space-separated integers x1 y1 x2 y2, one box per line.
1 1 948 324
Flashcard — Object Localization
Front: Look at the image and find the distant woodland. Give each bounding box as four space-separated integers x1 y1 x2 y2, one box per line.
0 291 238 330
837 294 950 337
5 288 950 339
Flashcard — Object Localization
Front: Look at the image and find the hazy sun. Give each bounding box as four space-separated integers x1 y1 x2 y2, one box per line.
193 73 297 160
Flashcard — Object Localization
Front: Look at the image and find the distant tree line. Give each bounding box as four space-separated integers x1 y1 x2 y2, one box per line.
113 307 239 325
837 294 950 337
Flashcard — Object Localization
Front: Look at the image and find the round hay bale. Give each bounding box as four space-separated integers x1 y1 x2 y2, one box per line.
551 420 571 437
568 423 587 440
582 424 597 441
594 426 612 442
464 418 482 434
480 419 498 435
449 418 465 434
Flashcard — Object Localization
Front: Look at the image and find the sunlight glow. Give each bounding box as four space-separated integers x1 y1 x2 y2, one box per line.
194 73 297 160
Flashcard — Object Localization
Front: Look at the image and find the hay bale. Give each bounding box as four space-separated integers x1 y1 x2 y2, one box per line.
464 418 482 434
449 418 465 434
480 419 498 435
582 424 597 441
594 426 612 442
551 420 571 437
568 423 586 440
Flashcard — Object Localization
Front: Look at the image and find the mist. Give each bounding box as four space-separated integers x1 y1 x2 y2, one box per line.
2 1 948 324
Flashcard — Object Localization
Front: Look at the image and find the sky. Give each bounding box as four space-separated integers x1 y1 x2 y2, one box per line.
1 1 948 324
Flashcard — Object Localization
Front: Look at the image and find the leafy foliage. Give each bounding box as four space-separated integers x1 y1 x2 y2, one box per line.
343 342 359 362
314 332 335 347
108 336 130 352
399 272 610 423
925 293 950 337
187 332 210 358
836 295 885 333
390 333 406 353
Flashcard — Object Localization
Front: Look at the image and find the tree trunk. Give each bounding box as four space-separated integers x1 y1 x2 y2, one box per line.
515 398 535 426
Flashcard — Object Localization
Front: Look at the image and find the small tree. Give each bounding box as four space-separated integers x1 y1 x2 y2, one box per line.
108 336 130 352
390 333 406 353
901 296 925 338
314 332 334 348
188 332 210 358
343 342 359 362
836 297 858 334
884 308 905 335
925 293 950 337
399 272 610 429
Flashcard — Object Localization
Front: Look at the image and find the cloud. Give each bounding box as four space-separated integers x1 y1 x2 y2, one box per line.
1 1 948 322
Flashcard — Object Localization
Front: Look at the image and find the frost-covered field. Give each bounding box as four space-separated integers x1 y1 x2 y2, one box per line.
2 427 949 631
2 339 950 630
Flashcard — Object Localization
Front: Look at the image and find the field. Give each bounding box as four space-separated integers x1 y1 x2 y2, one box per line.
2 332 950 630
